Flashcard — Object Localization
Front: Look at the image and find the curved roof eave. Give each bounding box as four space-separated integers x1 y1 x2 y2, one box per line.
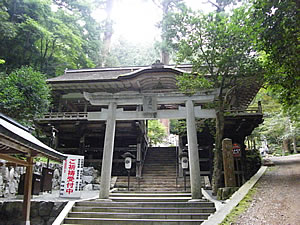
47 66 190 84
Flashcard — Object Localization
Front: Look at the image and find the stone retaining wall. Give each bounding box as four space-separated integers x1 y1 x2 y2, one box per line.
0 201 67 225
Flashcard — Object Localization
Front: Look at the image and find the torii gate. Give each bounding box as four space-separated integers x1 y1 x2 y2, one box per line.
84 90 217 200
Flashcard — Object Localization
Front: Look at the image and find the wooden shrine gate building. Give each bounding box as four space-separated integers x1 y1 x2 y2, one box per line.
36 62 263 200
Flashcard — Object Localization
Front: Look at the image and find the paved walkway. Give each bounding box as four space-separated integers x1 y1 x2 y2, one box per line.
234 154 300 225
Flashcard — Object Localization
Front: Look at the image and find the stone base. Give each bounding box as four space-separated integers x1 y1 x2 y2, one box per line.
97 198 113 202
217 187 239 200
188 198 203 202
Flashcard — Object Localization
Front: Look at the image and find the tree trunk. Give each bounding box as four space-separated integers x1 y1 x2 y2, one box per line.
101 0 114 67
292 136 297 154
161 0 170 65
283 139 292 154
282 139 290 155
212 99 225 195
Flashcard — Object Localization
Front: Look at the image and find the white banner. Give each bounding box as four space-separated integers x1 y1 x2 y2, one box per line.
59 154 84 198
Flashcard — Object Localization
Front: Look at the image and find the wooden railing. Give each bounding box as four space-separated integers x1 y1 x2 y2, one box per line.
225 106 262 115
39 105 262 121
39 112 88 120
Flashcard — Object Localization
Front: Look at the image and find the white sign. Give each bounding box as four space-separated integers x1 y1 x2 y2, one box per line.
59 154 84 198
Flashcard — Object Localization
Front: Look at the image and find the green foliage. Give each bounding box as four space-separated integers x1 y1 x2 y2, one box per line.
0 66 51 125
166 4 263 193
0 59 4 64
0 0 101 76
147 120 167 146
220 186 258 225
176 73 213 95
251 89 299 154
251 0 300 119
167 6 263 98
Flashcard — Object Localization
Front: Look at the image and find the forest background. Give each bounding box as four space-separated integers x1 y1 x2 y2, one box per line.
0 0 299 165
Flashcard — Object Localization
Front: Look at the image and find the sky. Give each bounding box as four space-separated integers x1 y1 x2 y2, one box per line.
92 0 214 44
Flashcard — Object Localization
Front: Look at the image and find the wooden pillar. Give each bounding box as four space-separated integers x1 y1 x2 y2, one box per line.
23 156 34 225
99 102 116 199
186 100 202 199
222 138 236 187
136 142 141 178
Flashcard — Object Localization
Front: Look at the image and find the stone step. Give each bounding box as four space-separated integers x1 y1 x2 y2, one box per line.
116 188 191 192
142 165 176 168
72 206 215 213
76 201 215 208
110 192 192 197
115 185 187 190
109 196 192 202
116 181 179 185
63 217 205 225
117 177 181 181
68 212 211 219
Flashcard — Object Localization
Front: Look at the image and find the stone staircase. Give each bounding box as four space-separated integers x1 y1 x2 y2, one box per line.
62 192 216 225
115 147 191 192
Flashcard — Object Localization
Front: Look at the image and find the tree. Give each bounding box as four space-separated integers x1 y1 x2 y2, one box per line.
147 120 167 146
156 0 186 64
167 6 263 194
251 0 300 120
0 0 101 76
100 0 114 67
0 66 51 125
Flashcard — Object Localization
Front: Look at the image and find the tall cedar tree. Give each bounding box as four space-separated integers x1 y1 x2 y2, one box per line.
166 6 263 194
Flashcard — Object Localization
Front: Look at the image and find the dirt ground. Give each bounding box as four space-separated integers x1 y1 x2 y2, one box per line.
234 154 300 225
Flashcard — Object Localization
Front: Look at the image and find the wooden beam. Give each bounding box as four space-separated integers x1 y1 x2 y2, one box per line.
0 137 31 154
0 153 31 167
23 156 34 224
0 149 21 154
88 107 216 121
84 91 217 106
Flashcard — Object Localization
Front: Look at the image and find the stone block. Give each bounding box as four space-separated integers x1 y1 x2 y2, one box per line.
50 202 66 217
30 216 45 225
83 167 94 176
38 201 54 217
217 187 239 200
83 184 93 191
82 175 93 184
93 184 100 190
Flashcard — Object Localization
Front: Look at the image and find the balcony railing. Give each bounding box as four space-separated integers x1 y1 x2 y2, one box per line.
38 112 88 121
38 105 262 121
225 106 262 115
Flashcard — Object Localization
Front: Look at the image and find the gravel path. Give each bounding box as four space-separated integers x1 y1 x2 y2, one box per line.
234 154 300 225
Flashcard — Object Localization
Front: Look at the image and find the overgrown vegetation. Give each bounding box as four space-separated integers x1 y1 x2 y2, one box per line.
220 186 258 225
250 89 299 155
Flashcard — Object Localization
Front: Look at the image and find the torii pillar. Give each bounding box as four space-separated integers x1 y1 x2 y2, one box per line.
99 102 117 199
186 100 203 199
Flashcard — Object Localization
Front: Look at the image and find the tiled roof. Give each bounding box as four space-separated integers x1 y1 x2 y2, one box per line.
47 65 193 83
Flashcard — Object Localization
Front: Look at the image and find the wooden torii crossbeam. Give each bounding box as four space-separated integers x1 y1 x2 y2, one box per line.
0 113 66 225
